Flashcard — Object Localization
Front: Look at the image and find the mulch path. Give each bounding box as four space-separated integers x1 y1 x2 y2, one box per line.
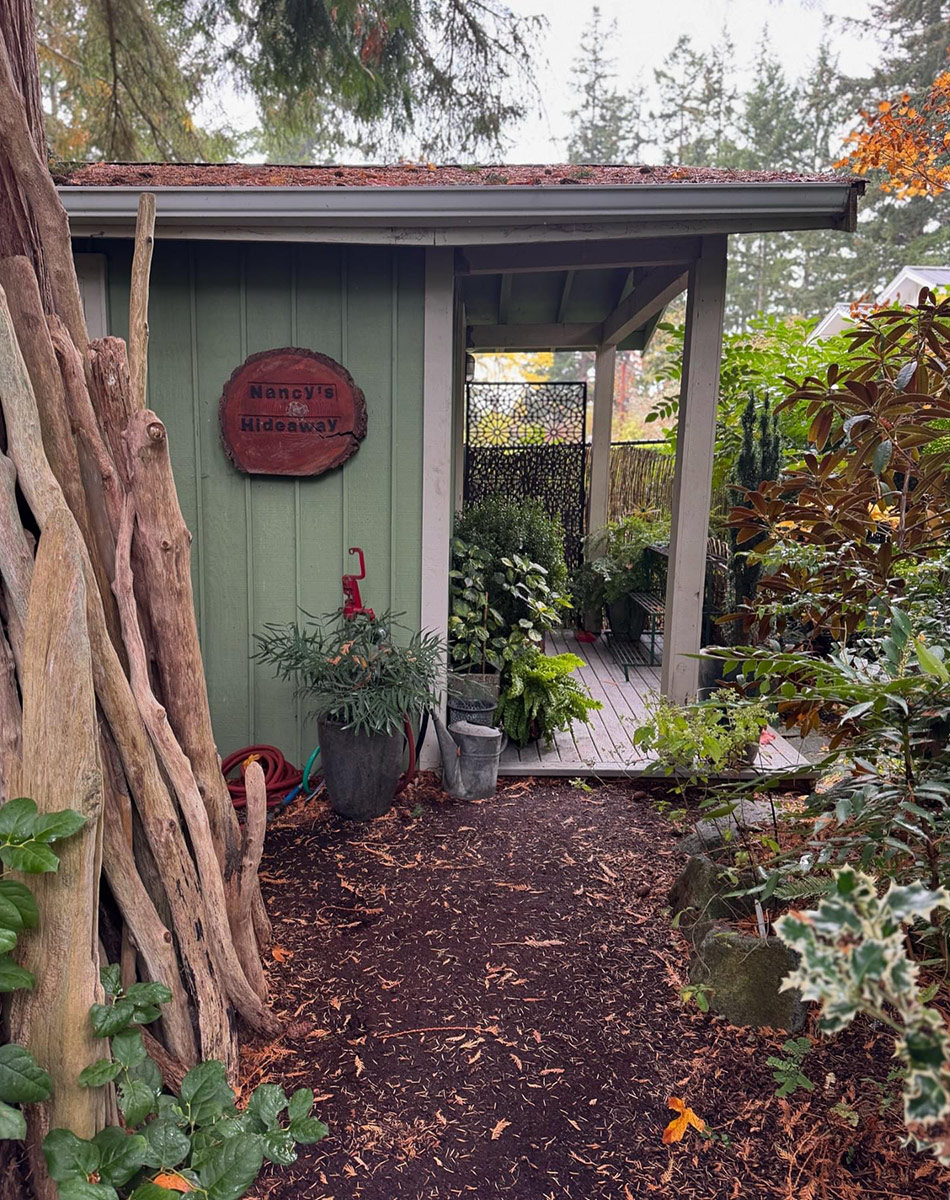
242 774 950 1200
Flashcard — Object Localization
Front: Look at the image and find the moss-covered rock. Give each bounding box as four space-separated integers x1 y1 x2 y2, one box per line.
689 929 805 1032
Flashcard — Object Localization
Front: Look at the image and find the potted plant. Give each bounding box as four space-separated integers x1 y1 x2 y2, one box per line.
586 512 670 640
633 691 771 780
255 610 443 820
568 560 606 641
495 647 602 747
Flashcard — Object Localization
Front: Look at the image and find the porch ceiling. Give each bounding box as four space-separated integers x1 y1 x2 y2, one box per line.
460 237 693 352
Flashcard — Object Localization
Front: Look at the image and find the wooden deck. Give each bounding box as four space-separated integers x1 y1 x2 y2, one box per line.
497 630 812 778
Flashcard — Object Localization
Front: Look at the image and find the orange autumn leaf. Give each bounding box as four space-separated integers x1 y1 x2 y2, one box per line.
153 1174 193 1192
662 1096 705 1145
271 946 294 963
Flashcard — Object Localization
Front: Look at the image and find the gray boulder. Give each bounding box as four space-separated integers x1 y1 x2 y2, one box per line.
668 854 757 931
677 797 777 858
689 929 805 1032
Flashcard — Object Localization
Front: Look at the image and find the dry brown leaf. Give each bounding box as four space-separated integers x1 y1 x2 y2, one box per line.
152 1175 193 1193
662 1096 705 1145
271 946 294 963
490 1118 511 1140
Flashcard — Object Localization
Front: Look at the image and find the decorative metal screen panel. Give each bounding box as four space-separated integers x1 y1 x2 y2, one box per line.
464 381 588 566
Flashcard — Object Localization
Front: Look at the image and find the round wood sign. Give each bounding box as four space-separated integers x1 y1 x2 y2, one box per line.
219 347 367 477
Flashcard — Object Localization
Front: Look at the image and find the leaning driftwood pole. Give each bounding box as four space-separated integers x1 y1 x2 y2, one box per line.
0 2 277 1191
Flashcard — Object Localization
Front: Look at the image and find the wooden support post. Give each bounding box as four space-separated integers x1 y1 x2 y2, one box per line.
587 345 616 555
421 247 455 767
661 236 727 702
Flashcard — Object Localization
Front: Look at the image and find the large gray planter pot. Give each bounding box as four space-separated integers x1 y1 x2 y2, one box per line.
319 718 404 820
607 596 646 641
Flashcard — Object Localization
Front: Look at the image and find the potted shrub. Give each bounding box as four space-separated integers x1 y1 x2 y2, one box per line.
255 610 443 820
586 512 669 640
495 647 602 747
633 691 771 779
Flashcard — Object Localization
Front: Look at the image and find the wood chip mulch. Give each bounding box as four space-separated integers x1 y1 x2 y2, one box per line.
241 773 950 1200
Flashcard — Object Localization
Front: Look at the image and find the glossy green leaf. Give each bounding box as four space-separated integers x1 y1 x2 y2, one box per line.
0 1098 26 1141
31 809 87 844
0 1044 51 1104
0 798 38 840
0 842 59 873
0 956 35 993
93 1126 149 1187
43 1128 101 1182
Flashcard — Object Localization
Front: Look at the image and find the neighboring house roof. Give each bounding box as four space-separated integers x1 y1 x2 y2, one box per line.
812 264 950 340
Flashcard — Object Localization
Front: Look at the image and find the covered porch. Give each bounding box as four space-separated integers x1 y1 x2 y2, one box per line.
496 631 813 777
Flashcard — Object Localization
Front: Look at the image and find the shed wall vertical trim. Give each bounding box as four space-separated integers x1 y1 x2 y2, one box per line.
239 247 255 741
390 255 399 604
340 248 349 565
588 345 616 551
187 247 206 646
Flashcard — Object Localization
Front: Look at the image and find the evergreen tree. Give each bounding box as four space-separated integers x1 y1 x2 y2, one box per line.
565 7 641 163
36 0 542 162
650 31 738 164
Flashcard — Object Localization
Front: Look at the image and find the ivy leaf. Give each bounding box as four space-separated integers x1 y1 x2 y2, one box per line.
90 999 137 1038
0 956 35 992
119 1078 160 1128
0 797 37 840
197 1135 264 1200
260 1130 297 1165
128 1184 182 1200
286 1088 314 1124
0 880 38 930
78 1059 123 1088
141 1118 191 1170
179 1061 234 1127
94 1127 149 1187
125 982 173 1008
43 1128 101 1182
287 1117 329 1145
0 1044 51 1104
99 964 122 997
246 1084 287 1131
31 809 87 844
111 1028 148 1070
0 841 59 874
0 1098 26 1140
57 1183 120 1200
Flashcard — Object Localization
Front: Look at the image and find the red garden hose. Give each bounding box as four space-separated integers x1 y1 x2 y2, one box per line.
222 745 302 810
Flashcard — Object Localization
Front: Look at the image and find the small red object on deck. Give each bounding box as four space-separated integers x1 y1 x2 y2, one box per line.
342 547 374 619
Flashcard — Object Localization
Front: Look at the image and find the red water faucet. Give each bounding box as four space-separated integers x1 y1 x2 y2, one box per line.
342 547 374 619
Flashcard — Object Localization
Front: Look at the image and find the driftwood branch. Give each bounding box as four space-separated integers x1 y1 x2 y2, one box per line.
128 194 155 409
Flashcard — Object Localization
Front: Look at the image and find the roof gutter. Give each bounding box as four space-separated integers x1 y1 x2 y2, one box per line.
60 181 862 243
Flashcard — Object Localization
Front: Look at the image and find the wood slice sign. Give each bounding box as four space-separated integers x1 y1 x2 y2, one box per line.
219 347 367 476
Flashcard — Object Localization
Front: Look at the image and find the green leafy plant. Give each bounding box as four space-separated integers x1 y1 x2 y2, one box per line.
0 797 86 1142
494 649 601 747
44 966 328 1199
680 982 712 1013
454 496 568 596
448 539 570 674
766 1036 815 1099
255 609 443 735
584 511 669 604
776 868 950 1162
632 692 770 780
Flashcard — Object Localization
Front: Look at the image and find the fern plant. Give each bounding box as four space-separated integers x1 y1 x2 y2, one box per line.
495 650 601 747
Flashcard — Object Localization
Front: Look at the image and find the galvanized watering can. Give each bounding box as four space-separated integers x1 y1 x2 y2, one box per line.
433 715 506 801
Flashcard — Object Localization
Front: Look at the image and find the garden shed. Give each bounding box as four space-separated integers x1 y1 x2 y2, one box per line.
59 163 863 768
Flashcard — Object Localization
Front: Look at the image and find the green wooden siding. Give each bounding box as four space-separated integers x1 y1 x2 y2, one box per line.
94 238 425 761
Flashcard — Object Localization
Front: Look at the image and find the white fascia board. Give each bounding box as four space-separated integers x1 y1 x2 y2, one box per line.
60 182 859 242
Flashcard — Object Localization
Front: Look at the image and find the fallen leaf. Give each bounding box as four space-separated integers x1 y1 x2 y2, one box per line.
271 946 294 963
490 1118 511 1140
354 1055 365 1077
153 1175 193 1193
662 1096 705 1145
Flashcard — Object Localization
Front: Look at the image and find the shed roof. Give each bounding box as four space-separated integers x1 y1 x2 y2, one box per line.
56 162 855 189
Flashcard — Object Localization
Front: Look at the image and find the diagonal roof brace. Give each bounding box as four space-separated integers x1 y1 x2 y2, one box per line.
601 265 689 347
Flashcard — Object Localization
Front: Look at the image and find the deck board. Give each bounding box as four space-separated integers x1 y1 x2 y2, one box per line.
496 632 814 779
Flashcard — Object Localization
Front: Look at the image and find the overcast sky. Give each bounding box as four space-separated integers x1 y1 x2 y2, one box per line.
502 0 880 161
202 0 882 162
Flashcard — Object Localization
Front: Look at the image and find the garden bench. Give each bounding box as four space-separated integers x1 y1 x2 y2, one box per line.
609 591 665 676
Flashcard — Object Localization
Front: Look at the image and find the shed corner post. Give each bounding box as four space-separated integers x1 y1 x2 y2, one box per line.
587 344 616 558
420 246 456 767
660 235 727 703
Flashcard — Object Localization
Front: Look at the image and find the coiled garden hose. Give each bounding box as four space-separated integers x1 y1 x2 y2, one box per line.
221 745 302 810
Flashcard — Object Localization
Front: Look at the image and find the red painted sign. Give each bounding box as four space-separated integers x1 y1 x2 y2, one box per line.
219 347 367 477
